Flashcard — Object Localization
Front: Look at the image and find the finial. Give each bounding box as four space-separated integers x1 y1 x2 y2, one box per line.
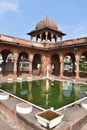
46 13 48 20
45 13 48 26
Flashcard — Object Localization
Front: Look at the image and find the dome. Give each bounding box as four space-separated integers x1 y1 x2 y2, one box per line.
36 15 58 30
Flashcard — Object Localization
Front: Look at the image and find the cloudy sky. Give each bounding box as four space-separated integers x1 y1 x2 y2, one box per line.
0 0 87 40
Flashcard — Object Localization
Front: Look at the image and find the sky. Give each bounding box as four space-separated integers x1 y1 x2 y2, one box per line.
0 0 87 41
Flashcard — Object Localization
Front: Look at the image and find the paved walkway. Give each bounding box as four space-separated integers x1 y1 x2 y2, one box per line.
0 109 26 130
0 118 15 130
0 75 87 83
0 96 87 130
80 124 87 130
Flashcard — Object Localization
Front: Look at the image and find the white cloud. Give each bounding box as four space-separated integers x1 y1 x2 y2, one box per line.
73 23 87 38
74 26 84 33
0 0 19 16
80 33 87 37
59 23 87 40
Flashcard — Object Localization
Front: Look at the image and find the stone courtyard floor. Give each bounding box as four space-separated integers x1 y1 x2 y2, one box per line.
0 96 87 130
0 76 87 130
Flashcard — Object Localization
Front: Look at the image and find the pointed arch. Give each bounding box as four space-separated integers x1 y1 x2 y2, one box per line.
1 49 13 75
64 52 75 77
32 54 41 76
18 52 29 75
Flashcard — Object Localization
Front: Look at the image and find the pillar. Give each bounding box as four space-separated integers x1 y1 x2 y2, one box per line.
13 53 18 78
30 36 33 41
45 32 48 41
75 54 80 79
60 36 62 43
51 33 53 42
29 61 32 75
40 34 42 42
28 54 33 76
47 57 51 76
56 35 58 42
3 59 6 75
60 55 64 78
36 36 38 42
35 35 37 42
41 56 47 76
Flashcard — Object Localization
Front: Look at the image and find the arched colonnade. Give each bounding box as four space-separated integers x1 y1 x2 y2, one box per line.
0 48 87 79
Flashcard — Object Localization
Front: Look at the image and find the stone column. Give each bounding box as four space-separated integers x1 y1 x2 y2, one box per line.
41 56 47 76
35 35 37 42
60 55 64 78
60 36 62 43
51 33 53 42
3 59 6 76
72 61 75 76
75 54 80 79
56 35 58 42
30 36 32 41
36 36 38 42
40 34 42 42
45 32 48 41
13 53 18 78
47 57 51 76
29 61 33 75
28 54 33 76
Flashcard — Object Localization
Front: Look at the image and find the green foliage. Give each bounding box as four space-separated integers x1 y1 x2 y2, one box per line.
79 61 87 72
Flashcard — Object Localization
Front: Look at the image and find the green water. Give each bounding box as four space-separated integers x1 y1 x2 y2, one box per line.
0 80 87 110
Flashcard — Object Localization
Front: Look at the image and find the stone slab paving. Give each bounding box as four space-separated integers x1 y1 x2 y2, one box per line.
0 95 87 130
0 96 42 130
80 123 87 130
0 109 26 130
0 118 15 130
0 96 33 130
60 104 87 130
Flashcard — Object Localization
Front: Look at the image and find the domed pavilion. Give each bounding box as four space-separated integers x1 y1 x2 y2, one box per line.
27 14 66 43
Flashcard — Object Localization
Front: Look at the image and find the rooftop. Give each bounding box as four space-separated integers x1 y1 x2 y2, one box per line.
0 34 87 50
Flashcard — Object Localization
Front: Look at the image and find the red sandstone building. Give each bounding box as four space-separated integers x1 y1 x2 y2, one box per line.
0 15 87 80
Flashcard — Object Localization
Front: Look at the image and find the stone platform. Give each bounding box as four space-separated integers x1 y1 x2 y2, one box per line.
0 95 87 130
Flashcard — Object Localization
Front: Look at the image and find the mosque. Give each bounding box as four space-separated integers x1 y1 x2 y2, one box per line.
0 15 87 80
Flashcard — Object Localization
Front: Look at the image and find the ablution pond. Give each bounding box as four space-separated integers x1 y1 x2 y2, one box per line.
0 79 87 110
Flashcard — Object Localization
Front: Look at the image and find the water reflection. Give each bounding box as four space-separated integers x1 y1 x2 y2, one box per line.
63 81 72 97
19 82 28 95
0 80 87 110
74 83 79 101
58 81 63 102
39 80 50 108
28 82 33 101
13 82 17 94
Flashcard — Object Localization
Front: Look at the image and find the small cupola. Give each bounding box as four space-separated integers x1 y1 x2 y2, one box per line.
27 14 66 43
